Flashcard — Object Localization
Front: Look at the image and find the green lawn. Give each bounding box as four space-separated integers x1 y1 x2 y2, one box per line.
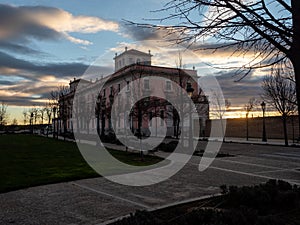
0 134 163 193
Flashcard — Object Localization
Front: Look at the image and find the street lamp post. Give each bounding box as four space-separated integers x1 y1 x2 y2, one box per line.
261 101 267 142
186 83 194 150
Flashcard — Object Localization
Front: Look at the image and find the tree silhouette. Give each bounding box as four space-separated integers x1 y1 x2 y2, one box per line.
244 97 256 141
50 85 69 139
210 91 230 142
22 109 28 126
262 69 296 146
130 0 300 135
0 102 8 130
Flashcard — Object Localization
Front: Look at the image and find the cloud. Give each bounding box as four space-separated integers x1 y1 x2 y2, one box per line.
213 70 264 105
121 23 163 41
0 51 113 106
0 80 15 85
0 51 112 79
0 4 119 45
0 95 41 106
121 22 184 43
0 41 45 55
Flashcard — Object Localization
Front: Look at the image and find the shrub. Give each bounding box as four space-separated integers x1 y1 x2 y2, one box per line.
156 140 178 152
111 180 300 225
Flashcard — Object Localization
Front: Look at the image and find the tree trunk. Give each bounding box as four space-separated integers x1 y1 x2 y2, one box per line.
282 115 288 146
291 0 300 139
47 116 51 137
101 113 105 137
63 120 67 141
292 60 300 139
96 114 100 136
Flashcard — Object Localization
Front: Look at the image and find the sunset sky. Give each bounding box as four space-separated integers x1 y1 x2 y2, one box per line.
0 0 273 123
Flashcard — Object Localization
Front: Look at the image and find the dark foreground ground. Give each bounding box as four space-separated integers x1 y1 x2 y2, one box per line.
112 179 300 225
0 137 300 224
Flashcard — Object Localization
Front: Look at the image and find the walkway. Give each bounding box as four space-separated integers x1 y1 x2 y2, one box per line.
1 142 300 224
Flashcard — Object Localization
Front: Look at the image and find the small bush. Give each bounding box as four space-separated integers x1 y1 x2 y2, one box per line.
101 132 116 143
156 141 178 152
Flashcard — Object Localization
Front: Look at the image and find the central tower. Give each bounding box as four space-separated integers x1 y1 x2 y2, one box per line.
114 47 152 72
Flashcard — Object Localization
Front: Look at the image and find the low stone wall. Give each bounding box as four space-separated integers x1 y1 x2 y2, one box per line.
205 115 299 140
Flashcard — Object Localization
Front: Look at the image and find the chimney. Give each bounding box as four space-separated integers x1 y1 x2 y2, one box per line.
125 46 128 52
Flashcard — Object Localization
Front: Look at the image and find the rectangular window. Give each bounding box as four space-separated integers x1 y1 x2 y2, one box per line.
110 86 113 95
118 83 121 92
144 79 150 90
103 88 106 97
126 81 130 91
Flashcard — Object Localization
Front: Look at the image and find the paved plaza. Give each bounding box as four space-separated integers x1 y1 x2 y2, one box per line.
1 142 300 224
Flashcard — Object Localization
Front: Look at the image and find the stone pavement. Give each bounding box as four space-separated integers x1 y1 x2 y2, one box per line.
1 142 300 225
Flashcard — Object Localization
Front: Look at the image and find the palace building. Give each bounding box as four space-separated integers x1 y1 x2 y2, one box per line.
55 48 209 139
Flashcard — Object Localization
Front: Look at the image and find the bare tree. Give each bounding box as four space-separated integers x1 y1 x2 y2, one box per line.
0 102 8 129
44 102 52 137
39 108 45 125
262 69 297 146
50 85 70 139
83 101 93 135
45 101 52 125
244 97 256 141
30 107 40 126
12 118 18 126
210 93 230 142
22 109 28 125
130 0 300 135
127 66 149 138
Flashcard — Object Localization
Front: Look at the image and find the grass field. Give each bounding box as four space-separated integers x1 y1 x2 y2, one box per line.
0 134 163 193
